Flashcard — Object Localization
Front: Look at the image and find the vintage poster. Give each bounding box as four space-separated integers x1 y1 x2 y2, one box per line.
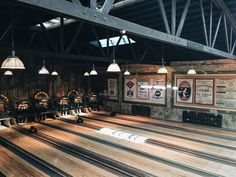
107 79 117 98
150 79 165 104
137 79 149 100
215 78 236 108
176 78 193 103
195 79 214 105
124 77 136 101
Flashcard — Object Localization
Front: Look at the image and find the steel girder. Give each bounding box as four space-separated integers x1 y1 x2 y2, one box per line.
15 0 236 59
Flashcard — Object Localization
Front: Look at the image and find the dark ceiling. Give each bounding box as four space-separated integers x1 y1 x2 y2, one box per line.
0 0 236 70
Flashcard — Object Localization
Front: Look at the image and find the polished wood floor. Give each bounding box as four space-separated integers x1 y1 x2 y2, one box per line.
1 111 236 177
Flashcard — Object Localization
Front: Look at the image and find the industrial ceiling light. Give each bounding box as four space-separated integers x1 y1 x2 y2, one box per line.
107 59 121 72
124 63 130 76
157 44 168 74
1 19 25 69
4 70 13 76
84 71 90 76
187 68 197 75
90 64 98 75
51 71 58 76
39 60 49 74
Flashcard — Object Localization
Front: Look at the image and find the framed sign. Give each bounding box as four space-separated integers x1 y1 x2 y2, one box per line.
124 74 166 105
176 78 193 104
174 74 236 112
107 78 118 100
195 79 214 105
137 79 149 100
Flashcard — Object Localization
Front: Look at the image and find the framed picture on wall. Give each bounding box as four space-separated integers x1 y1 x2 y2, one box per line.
137 78 149 100
176 78 193 104
124 77 137 101
195 78 214 105
107 78 118 99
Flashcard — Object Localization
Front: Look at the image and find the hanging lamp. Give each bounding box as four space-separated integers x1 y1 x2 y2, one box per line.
51 71 58 76
157 44 168 74
187 68 197 74
124 63 130 75
1 17 25 69
4 70 13 76
107 59 121 72
39 60 49 74
84 72 90 76
187 66 196 74
90 64 98 75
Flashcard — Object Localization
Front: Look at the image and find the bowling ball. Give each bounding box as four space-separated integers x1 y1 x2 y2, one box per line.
29 126 37 133
77 118 83 123
110 112 116 116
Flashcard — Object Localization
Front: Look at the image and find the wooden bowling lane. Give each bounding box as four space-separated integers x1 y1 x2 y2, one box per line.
77 117 236 162
93 111 236 139
20 121 212 177
84 113 236 150
0 128 119 177
35 119 235 177
0 145 48 177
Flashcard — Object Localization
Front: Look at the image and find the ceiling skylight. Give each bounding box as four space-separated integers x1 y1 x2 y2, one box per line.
34 17 76 30
90 35 136 48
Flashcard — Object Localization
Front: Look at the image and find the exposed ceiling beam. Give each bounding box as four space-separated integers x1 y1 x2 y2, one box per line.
213 0 236 34
112 0 146 10
0 47 133 63
15 0 236 59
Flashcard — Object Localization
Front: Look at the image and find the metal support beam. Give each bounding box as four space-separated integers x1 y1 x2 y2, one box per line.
37 18 58 52
127 36 137 60
65 22 84 54
100 0 115 15
112 0 146 10
91 25 106 57
214 0 236 34
16 0 236 59
199 0 209 46
230 26 233 52
231 40 236 55
171 0 176 35
176 0 191 37
212 12 222 48
0 46 132 63
90 0 97 10
71 0 82 5
209 0 212 47
224 14 230 52
157 0 171 34
26 32 36 48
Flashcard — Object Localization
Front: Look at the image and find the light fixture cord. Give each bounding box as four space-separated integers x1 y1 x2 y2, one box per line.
161 43 164 64
11 7 15 56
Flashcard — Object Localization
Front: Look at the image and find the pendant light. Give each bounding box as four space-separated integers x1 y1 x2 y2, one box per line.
4 70 13 76
107 34 121 73
187 68 197 74
107 59 121 72
90 64 98 75
1 13 25 69
124 63 130 76
39 60 49 74
187 66 196 74
157 44 168 74
84 72 90 76
51 71 58 76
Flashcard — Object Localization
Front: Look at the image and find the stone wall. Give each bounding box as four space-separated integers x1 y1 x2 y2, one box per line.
103 59 236 130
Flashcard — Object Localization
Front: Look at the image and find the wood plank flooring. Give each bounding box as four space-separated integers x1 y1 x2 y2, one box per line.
0 111 236 177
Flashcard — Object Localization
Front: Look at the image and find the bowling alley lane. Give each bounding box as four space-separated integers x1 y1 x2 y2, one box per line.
76 116 236 160
19 121 204 177
21 119 236 177
0 128 119 177
0 145 48 177
84 112 236 149
92 111 236 139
